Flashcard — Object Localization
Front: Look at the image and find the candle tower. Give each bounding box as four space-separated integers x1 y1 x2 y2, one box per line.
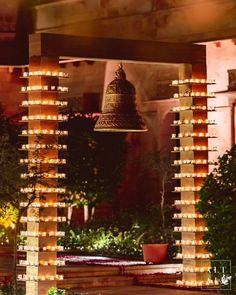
171 78 217 287
18 56 68 295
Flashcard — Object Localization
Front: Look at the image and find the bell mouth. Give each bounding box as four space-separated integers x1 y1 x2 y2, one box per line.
94 113 147 132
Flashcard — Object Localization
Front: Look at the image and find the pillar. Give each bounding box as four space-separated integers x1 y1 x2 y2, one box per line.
18 56 68 295
171 63 217 287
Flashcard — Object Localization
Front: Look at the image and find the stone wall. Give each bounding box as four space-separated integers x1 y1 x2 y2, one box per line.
206 40 236 163
60 61 106 111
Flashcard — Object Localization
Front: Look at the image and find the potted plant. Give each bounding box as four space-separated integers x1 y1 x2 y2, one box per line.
140 204 173 264
141 152 175 264
142 243 168 264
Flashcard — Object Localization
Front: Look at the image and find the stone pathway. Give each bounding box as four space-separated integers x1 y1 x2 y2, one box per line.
77 286 217 295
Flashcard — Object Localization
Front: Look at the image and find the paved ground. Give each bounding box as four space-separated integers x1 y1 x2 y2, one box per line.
76 286 217 295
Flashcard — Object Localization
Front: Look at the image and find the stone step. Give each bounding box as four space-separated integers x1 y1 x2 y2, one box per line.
123 263 182 275
136 273 181 285
14 256 183 290
58 275 134 289
59 265 121 277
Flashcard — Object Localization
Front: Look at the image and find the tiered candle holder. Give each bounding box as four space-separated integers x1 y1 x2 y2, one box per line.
171 78 217 287
19 57 68 294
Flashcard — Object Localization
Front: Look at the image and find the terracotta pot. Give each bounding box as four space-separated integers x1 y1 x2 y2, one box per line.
142 243 168 263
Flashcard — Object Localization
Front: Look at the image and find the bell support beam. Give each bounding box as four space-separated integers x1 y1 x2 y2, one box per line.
25 32 210 293
29 33 206 65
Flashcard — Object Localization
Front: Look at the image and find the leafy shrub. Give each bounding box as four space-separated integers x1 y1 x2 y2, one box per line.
0 283 24 295
48 287 84 295
59 204 176 260
197 145 236 294
0 228 11 246
48 287 65 295
59 225 143 259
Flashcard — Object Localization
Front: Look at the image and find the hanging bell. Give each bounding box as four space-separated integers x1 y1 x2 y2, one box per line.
94 64 147 132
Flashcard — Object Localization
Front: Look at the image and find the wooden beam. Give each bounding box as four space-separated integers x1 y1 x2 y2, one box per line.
34 0 236 43
29 33 206 64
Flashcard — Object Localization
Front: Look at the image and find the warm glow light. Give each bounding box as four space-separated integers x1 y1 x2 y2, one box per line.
178 267 211 273
173 146 217 152
174 186 201 192
18 245 64 252
20 202 66 208
17 274 63 281
21 86 68 92
22 71 68 78
171 79 215 85
20 159 66 164
20 231 65 237
20 187 66 193
174 226 208 232
21 130 68 136
172 106 215 112
173 159 214 165
20 173 66 179
171 132 216 139
19 73 68 285
19 259 65 266
20 216 66 223
174 200 199 206
172 119 216 125
172 76 215 280
174 173 208 178
175 240 206 245
176 279 218 286
21 144 67 150
21 115 67 121
173 213 203 219
175 253 212 259
173 92 215 98
21 100 67 107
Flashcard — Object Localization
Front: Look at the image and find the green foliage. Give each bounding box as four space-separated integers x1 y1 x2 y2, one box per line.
0 105 34 217
0 106 24 244
0 228 12 245
59 204 176 260
59 224 142 259
0 283 24 295
0 133 25 209
0 105 49 292
0 203 19 229
47 287 83 295
48 287 65 295
197 145 236 294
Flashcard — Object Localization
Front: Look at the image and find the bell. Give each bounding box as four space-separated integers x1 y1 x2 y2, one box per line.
94 64 147 132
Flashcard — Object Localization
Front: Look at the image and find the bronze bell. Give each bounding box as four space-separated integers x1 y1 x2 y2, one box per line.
94 64 148 132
